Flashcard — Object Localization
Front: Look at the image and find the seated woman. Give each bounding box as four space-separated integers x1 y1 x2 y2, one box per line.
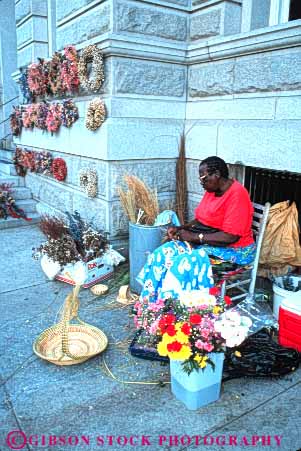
137 156 255 302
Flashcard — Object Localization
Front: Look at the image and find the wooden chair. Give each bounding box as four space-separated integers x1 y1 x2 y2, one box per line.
216 202 271 301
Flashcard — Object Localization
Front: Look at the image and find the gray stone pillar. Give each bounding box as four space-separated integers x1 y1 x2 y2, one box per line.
15 0 48 67
190 0 242 41
0 0 18 143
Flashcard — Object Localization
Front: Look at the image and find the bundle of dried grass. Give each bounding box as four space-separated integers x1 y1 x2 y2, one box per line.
175 133 187 225
119 175 159 225
39 215 67 240
118 187 136 224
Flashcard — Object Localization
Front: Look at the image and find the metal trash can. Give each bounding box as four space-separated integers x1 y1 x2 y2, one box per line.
129 222 163 294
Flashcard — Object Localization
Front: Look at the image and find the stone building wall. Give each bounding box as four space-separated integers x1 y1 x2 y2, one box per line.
11 0 301 239
13 0 188 244
186 13 301 215
0 0 18 142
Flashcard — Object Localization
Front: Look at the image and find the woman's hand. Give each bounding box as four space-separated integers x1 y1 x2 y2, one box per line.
167 226 180 240
176 229 199 243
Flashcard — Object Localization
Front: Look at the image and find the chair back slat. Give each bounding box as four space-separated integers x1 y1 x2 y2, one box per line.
252 219 261 230
253 202 266 211
253 211 263 219
248 201 271 296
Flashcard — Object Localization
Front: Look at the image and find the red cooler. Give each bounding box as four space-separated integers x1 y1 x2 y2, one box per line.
279 292 301 352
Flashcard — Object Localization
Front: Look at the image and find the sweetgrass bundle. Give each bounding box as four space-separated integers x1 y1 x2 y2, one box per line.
118 175 159 225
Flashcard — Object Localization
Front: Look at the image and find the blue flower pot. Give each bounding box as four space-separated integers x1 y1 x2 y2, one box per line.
170 353 224 410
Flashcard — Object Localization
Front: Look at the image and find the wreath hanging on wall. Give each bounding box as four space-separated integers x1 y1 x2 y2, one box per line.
27 59 48 98
34 102 48 130
79 168 98 198
78 45 104 92
34 151 53 175
10 107 23 137
51 157 67 181
22 104 37 129
60 45 80 94
19 68 32 104
85 98 106 131
48 52 64 96
13 148 27 176
61 99 79 127
46 103 62 134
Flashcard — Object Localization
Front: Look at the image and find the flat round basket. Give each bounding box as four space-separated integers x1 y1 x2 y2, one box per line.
90 284 109 296
33 323 108 366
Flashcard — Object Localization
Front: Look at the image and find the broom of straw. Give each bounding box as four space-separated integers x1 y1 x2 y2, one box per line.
175 133 187 225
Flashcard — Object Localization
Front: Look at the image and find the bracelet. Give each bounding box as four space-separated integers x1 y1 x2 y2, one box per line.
198 233 204 244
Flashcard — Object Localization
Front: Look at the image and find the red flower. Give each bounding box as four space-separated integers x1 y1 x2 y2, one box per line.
158 318 167 331
165 325 177 336
224 295 232 305
209 287 220 295
189 313 202 325
167 341 182 352
165 313 176 325
181 323 191 335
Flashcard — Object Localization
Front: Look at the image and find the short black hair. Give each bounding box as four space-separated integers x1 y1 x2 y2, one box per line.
199 156 229 179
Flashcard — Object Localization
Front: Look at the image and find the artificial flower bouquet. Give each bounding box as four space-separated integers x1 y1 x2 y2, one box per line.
215 294 277 348
134 289 230 374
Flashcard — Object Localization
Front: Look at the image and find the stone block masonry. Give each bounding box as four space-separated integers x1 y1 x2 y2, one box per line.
11 0 301 244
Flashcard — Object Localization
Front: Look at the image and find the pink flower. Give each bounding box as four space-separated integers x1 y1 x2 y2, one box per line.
203 343 214 352
195 339 204 349
201 328 210 339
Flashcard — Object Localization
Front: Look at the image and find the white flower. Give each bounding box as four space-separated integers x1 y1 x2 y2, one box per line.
179 289 214 308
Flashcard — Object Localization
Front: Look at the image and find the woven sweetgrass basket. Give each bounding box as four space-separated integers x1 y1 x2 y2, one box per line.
33 288 108 366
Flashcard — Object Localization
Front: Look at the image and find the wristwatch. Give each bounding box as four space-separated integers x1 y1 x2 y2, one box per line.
198 233 204 244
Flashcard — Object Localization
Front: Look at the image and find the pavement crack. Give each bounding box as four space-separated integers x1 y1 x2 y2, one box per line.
0 354 37 387
0 281 51 295
180 380 301 451
2 384 31 451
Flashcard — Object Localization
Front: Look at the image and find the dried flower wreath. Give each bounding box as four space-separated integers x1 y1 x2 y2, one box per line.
0 183 32 221
22 104 37 129
27 59 48 98
61 99 79 127
19 68 32 104
34 150 53 175
85 98 106 131
22 150 36 172
60 45 80 93
46 103 62 134
10 106 23 137
47 52 64 96
52 157 67 181
34 102 48 130
13 148 27 177
78 45 104 92
79 168 98 198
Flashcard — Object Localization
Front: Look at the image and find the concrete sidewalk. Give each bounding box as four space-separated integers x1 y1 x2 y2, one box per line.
0 225 301 451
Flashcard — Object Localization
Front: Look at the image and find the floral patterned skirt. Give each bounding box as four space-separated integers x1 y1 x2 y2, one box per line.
137 240 256 302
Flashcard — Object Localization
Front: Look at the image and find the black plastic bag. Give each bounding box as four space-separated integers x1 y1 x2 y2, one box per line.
223 328 300 381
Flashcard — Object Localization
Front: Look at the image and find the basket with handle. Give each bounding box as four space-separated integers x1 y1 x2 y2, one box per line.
33 285 108 365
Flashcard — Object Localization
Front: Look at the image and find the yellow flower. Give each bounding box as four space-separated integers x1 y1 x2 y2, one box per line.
157 341 168 356
194 355 208 368
175 330 190 344
169 345 192 360
161 333 176 345
175 322 184 331
213 306 221 314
